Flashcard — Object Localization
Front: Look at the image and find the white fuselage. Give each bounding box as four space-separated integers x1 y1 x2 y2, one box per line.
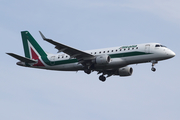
34 43 175 71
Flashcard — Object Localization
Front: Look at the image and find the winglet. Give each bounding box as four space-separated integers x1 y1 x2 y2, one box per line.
39 31 46 40
39 31 50 41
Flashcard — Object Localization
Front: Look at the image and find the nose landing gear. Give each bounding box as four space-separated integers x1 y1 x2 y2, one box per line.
151 67 156 72
151 60 158 72
99 75 106 82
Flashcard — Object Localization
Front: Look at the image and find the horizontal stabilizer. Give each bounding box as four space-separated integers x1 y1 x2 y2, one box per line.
6 53 37 63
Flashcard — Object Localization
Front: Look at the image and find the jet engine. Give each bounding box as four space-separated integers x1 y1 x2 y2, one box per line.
95 54 111 65
116 66 133 76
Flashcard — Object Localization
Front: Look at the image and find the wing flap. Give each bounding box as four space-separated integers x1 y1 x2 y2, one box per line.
6 53 37 63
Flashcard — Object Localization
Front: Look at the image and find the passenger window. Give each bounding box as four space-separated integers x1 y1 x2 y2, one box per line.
107 51 109 53
136 47 138 49
103 51 105 53
124 49 126 51
99 51 101 54
116 50 118 52
112 50 113 52
94 52 96 54
132 48 134 50
128 48 130 50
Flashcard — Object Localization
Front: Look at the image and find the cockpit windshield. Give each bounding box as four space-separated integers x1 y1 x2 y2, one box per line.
155 44 167 48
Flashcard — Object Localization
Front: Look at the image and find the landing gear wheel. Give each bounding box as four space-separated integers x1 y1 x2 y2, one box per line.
151 67 156 72
84 69 91 74
151 60 158 72
99 75 106 82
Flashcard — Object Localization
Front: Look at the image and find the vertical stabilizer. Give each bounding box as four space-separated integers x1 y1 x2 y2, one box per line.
21 31 47 59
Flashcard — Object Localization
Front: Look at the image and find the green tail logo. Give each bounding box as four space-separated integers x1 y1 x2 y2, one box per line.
21 31 47 66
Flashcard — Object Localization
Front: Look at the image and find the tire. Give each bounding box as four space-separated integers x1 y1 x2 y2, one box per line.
99 75 106 82
151 68 156 72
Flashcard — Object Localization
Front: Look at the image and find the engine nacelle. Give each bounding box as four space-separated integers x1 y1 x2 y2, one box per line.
95 54 111 65
117 66 133 76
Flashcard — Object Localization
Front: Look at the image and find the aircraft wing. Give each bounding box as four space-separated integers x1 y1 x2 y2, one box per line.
39 31 94 60
6 53 37 63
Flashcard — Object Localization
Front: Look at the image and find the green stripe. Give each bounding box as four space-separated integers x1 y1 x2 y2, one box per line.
21 32 30 58
109 51 152 58
42 56 78 65
42 51 152 66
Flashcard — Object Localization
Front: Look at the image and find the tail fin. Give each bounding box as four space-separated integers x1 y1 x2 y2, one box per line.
21 31 47 59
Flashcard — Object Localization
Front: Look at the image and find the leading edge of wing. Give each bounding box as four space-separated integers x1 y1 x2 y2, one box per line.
39 31 94 60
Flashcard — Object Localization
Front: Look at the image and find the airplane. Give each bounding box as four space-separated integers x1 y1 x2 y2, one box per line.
7 31 176 82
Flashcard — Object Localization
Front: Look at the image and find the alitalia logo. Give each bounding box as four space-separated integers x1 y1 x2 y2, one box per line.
27 40 45 66
120 45 137 49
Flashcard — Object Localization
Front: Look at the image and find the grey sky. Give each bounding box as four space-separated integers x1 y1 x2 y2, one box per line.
1 0 180 120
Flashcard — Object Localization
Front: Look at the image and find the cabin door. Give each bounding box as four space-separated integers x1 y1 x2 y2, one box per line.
145 44 150 53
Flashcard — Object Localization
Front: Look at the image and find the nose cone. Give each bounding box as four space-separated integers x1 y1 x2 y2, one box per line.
171 51 176 57
168 50 176 58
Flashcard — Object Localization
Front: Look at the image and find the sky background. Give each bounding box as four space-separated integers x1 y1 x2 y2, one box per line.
0 0 180 120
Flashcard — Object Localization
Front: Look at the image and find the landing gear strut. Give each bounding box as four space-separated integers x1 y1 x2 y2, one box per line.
99 75 106 82
83 63 95 74
151 60 158 72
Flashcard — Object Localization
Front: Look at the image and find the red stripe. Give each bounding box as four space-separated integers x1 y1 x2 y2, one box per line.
30 47 45 66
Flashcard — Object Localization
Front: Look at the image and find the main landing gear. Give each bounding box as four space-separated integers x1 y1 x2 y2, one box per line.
84 69 91 74
83 64 94 74
84 69 106 82
84 69 107 82
151 60 158 72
